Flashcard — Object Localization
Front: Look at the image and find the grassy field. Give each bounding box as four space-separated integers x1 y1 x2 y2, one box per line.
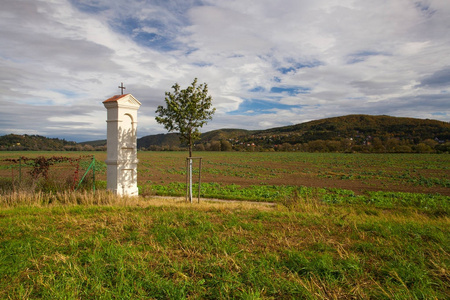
0 151 449 298
0 192 449 299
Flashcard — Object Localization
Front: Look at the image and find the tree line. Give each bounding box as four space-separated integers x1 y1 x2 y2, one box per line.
142 138 449 153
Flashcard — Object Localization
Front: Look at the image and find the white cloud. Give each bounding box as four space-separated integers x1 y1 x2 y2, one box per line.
0 0 449 142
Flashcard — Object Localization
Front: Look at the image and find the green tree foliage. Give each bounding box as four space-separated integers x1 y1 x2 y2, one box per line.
155 78 215 157
220 140 232 151
210 141 221 151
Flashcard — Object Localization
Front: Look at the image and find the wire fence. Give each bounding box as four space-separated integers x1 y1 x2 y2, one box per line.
0 155 104 193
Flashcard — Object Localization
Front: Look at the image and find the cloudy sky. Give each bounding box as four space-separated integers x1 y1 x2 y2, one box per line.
1 0 449 142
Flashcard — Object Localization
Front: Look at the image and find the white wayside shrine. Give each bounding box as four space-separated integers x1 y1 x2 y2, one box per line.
103 94 141 196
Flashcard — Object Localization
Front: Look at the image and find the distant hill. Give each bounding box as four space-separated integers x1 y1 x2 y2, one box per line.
199 129 254 141
0 134 78 151
258 114 450 140
81 139 106 147
2 115 449 152
79 129 256 149
244 114 450 148
137 115 450 153
138 133 181 149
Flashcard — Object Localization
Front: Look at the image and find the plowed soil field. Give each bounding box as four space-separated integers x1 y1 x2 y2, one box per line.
1 151 449 196
137 151 450 196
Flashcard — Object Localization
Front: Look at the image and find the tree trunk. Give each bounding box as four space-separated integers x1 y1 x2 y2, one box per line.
188 132 193 158
189 158 193 203
188 134 193 202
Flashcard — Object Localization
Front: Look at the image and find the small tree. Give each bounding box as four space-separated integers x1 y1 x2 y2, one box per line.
155 78 215 157
155 78 215 202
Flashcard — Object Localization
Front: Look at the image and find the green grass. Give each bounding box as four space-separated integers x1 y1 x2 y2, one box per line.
146 182 450 216
0 193 449 299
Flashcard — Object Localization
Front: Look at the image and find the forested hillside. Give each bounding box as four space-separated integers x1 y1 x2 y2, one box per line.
2 115 449 152
233 115 450 152
0 134 79 151
143 115 450 153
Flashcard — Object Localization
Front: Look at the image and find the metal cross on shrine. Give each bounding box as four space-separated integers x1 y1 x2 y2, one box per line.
118 82 126 95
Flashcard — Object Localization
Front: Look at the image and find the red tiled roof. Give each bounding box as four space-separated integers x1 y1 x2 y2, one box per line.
103 94 129 103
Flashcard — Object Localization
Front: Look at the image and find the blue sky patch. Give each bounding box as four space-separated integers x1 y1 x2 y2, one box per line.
415 1 436 16
277 60 322 74
192 61 214 67
347 51 388 64
134 32 178 51
249 86 265 93
109 17 179 51
249 86 311 96
110 17 140 36
228 99 303 116
53 89 78 98
68 0 109 14
270 86 310 96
